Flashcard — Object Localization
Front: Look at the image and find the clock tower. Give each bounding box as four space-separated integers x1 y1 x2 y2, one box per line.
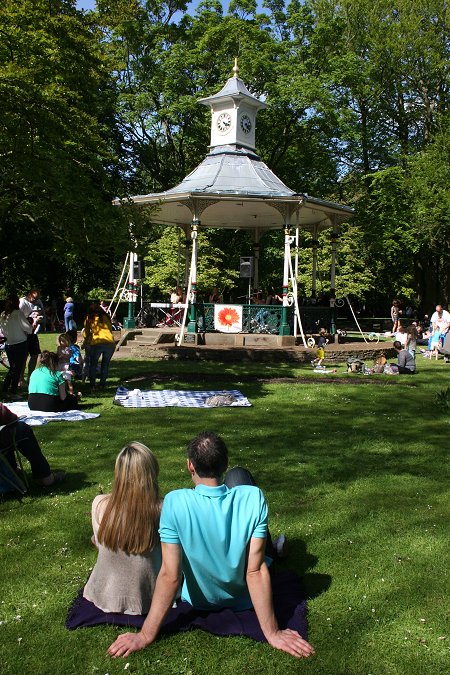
199 59 267 152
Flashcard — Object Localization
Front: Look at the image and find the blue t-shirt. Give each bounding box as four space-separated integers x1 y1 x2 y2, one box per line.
69 344 82 378
159 484 268 611
64 302 74 318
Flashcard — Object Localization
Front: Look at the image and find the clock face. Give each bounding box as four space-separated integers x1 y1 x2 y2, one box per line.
216 112 232 133
240 114 252 134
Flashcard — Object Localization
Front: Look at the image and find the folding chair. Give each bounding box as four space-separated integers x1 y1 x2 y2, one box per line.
0 421 28 495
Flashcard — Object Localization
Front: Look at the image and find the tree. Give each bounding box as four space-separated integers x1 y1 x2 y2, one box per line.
0 0 128 296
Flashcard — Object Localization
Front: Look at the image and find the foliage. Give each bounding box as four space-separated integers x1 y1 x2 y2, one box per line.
434 385 450 410
143 227 241 297
2 0 449 309
0 0 129 296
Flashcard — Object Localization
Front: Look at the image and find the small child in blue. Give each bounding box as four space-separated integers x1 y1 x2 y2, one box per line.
67 329 83 378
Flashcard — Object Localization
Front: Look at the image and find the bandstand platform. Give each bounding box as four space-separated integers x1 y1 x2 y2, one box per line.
114 327 395 364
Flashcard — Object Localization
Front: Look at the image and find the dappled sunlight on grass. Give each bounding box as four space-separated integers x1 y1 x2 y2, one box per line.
0 355 448 673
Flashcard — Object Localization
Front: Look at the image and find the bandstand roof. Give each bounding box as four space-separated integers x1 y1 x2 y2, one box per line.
115 69 354 232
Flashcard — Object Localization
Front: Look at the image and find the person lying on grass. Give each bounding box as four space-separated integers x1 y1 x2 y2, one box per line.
108 431 315 660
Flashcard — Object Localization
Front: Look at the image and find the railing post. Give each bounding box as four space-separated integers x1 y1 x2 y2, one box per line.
123 251 137 328
187 220 199 333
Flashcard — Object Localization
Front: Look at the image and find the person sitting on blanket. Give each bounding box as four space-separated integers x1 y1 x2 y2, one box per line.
28 351 80 412
0 402 65 486
83 442 162 614
108 431 315 660
393 340 416 374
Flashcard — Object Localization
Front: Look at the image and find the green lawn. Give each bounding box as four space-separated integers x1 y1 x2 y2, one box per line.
0 343 448 674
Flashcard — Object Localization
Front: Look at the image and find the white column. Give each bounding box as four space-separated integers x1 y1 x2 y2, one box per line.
311 224 318 298
253 229 260 293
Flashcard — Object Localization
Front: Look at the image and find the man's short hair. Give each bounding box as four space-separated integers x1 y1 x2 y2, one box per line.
393 340 402 350
187 432 228 479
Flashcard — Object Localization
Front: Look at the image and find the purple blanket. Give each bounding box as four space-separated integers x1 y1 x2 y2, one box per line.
66 570 307 642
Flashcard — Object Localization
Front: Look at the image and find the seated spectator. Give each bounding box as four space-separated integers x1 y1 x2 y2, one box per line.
394 324 407 346
56 331 83 395
83 442 162 615
28 351 79 412
393 341 416 374
0 402 65 486
108 431 314 659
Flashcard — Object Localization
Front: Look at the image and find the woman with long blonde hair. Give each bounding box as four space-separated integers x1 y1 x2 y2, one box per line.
82 442 162 615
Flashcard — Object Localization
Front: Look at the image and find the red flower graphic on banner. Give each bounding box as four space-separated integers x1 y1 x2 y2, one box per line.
217 307 240 327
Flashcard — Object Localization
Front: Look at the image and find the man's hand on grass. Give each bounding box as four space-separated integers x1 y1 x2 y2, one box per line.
267 629 315 658
107 631 150 658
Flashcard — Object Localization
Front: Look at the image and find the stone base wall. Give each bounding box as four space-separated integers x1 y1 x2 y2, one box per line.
125 344 396 364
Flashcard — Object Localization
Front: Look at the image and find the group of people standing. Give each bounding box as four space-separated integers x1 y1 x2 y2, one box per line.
390 301 450 373
0 296 116 404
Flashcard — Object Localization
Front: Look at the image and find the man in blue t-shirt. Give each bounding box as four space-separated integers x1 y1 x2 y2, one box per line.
108 432 314 660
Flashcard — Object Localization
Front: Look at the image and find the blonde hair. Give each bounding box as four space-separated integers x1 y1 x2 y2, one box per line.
97 442 160 555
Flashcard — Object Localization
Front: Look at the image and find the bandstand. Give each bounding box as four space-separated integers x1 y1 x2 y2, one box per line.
115 62 354 346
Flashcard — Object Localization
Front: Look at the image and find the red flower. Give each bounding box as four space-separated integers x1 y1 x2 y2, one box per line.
218 307 240 327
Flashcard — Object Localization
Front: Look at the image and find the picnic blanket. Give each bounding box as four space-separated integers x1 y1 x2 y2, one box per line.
5 402 100 426
114 386 252 408
66 570 307 642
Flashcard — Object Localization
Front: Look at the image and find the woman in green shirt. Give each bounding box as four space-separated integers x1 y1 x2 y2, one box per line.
28 351 79 412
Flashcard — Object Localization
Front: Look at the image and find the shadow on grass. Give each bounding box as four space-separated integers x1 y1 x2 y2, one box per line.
0 471 93 505
285 539 332 601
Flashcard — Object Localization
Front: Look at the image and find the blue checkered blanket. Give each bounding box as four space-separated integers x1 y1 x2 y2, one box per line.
114 386 252 408
6 402 100 426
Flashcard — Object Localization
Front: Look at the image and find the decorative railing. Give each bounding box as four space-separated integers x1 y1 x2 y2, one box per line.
196 303 288 335
137 302 334 335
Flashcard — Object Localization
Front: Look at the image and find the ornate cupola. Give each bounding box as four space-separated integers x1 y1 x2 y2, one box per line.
198 59 267 152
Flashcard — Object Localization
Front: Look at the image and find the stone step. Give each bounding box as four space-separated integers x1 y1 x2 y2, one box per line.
133 336 160 345
115 345 132 355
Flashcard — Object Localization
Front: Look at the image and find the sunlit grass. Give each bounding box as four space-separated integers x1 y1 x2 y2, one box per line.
0 353 448 674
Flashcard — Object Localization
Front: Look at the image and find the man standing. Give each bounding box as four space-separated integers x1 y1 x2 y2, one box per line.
19 289 41 381
430 304 450 336
393 340 416 374
108 432 314 660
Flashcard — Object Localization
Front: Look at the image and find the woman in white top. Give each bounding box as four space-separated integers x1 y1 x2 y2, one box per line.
83 442 162 615
0 295 33 393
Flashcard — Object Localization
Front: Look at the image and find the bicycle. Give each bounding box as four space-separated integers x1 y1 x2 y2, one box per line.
0 336 9 370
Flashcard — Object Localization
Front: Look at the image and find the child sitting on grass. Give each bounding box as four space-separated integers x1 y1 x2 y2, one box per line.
57 331 83 394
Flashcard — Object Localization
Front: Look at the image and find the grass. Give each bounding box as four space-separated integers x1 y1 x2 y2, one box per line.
0 340 449 674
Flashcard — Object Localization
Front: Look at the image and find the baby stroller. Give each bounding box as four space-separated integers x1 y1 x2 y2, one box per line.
439 332 450 363
0 332 9 370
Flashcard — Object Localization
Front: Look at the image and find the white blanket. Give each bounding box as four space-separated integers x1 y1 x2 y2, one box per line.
114 386 252 408
6 402 100 426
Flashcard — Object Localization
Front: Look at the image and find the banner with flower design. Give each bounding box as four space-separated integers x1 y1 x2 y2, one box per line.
214 304 243 333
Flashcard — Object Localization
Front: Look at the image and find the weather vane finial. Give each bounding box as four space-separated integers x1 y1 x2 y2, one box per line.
232 57 239 78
